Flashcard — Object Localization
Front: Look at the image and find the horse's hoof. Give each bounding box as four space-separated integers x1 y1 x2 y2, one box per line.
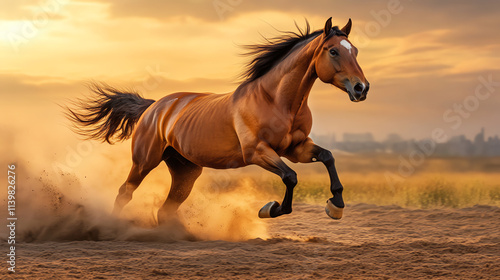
325 199 343 219
258 201 279 218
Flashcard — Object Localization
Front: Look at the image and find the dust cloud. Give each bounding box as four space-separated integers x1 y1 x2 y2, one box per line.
0 155 271 243
0 115 270 243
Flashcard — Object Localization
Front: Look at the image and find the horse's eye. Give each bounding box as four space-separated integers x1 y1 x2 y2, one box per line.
329 49 338 56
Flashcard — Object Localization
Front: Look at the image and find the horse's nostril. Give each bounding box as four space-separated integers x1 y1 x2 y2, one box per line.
354 83 364 94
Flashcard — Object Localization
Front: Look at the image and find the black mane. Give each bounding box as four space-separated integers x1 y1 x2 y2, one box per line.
241 21 346 83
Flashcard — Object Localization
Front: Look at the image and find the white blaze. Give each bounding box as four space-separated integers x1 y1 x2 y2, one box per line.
340 39 352 54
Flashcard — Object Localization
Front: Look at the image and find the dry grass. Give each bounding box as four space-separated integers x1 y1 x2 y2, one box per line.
216 155 500 209
289 172 500 208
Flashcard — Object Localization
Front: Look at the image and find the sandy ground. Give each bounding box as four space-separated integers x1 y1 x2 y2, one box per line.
3 203 499 279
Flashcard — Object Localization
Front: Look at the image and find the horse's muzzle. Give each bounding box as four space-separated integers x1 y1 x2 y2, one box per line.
347 81 369 102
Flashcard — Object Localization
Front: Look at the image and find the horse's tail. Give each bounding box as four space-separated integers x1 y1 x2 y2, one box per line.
65 83 156 144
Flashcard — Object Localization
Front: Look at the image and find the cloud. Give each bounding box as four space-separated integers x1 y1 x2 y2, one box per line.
102 0 366 22
0 0 69 20
95 0 500 36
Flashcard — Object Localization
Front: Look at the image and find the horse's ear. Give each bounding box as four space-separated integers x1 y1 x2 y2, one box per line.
324 17 332 36
341 18 352 36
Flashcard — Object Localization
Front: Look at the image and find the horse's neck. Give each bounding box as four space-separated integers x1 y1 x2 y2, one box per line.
259 36 320 114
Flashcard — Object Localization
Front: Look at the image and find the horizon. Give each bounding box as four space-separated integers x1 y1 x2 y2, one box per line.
313 127 498 142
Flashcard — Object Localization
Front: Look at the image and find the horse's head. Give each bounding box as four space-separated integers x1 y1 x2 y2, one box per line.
314 18 369 102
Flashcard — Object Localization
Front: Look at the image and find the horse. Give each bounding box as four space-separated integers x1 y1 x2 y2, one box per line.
66 17 369 225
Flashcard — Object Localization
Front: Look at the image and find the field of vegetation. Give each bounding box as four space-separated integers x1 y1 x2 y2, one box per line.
206 155 500 209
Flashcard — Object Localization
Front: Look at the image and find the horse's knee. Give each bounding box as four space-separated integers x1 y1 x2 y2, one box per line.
282 170 297 187
113 190 133 215
318 149 334 165
117 183 127 195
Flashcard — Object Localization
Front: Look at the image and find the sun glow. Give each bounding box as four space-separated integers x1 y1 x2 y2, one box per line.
0 20 31 43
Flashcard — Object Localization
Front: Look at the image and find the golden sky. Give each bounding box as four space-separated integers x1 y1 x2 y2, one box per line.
1 0 500 142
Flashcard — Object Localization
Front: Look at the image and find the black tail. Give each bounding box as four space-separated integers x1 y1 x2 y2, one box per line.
65 83 155 144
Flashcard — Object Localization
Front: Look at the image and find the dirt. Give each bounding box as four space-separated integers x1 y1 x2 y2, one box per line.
3 203 499 279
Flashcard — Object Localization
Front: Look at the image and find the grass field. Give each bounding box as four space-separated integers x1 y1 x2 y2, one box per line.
291 172 500 208
205 155 500 209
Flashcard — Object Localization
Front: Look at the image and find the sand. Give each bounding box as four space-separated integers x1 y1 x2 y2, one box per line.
3 203 499 279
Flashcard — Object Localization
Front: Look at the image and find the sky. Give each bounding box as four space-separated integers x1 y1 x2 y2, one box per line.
1 0 500 142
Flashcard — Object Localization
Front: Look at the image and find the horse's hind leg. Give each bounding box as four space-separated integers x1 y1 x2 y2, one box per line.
112 135 163 215
112 163 154 215
157 147 202 225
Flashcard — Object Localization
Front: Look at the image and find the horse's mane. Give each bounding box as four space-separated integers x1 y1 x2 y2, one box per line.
241 20 346 83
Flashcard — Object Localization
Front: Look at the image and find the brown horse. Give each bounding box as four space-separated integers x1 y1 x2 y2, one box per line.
67 17 369 225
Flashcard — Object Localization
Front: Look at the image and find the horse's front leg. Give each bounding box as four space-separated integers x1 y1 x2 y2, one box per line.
245 142 297 218
285 138 344 219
